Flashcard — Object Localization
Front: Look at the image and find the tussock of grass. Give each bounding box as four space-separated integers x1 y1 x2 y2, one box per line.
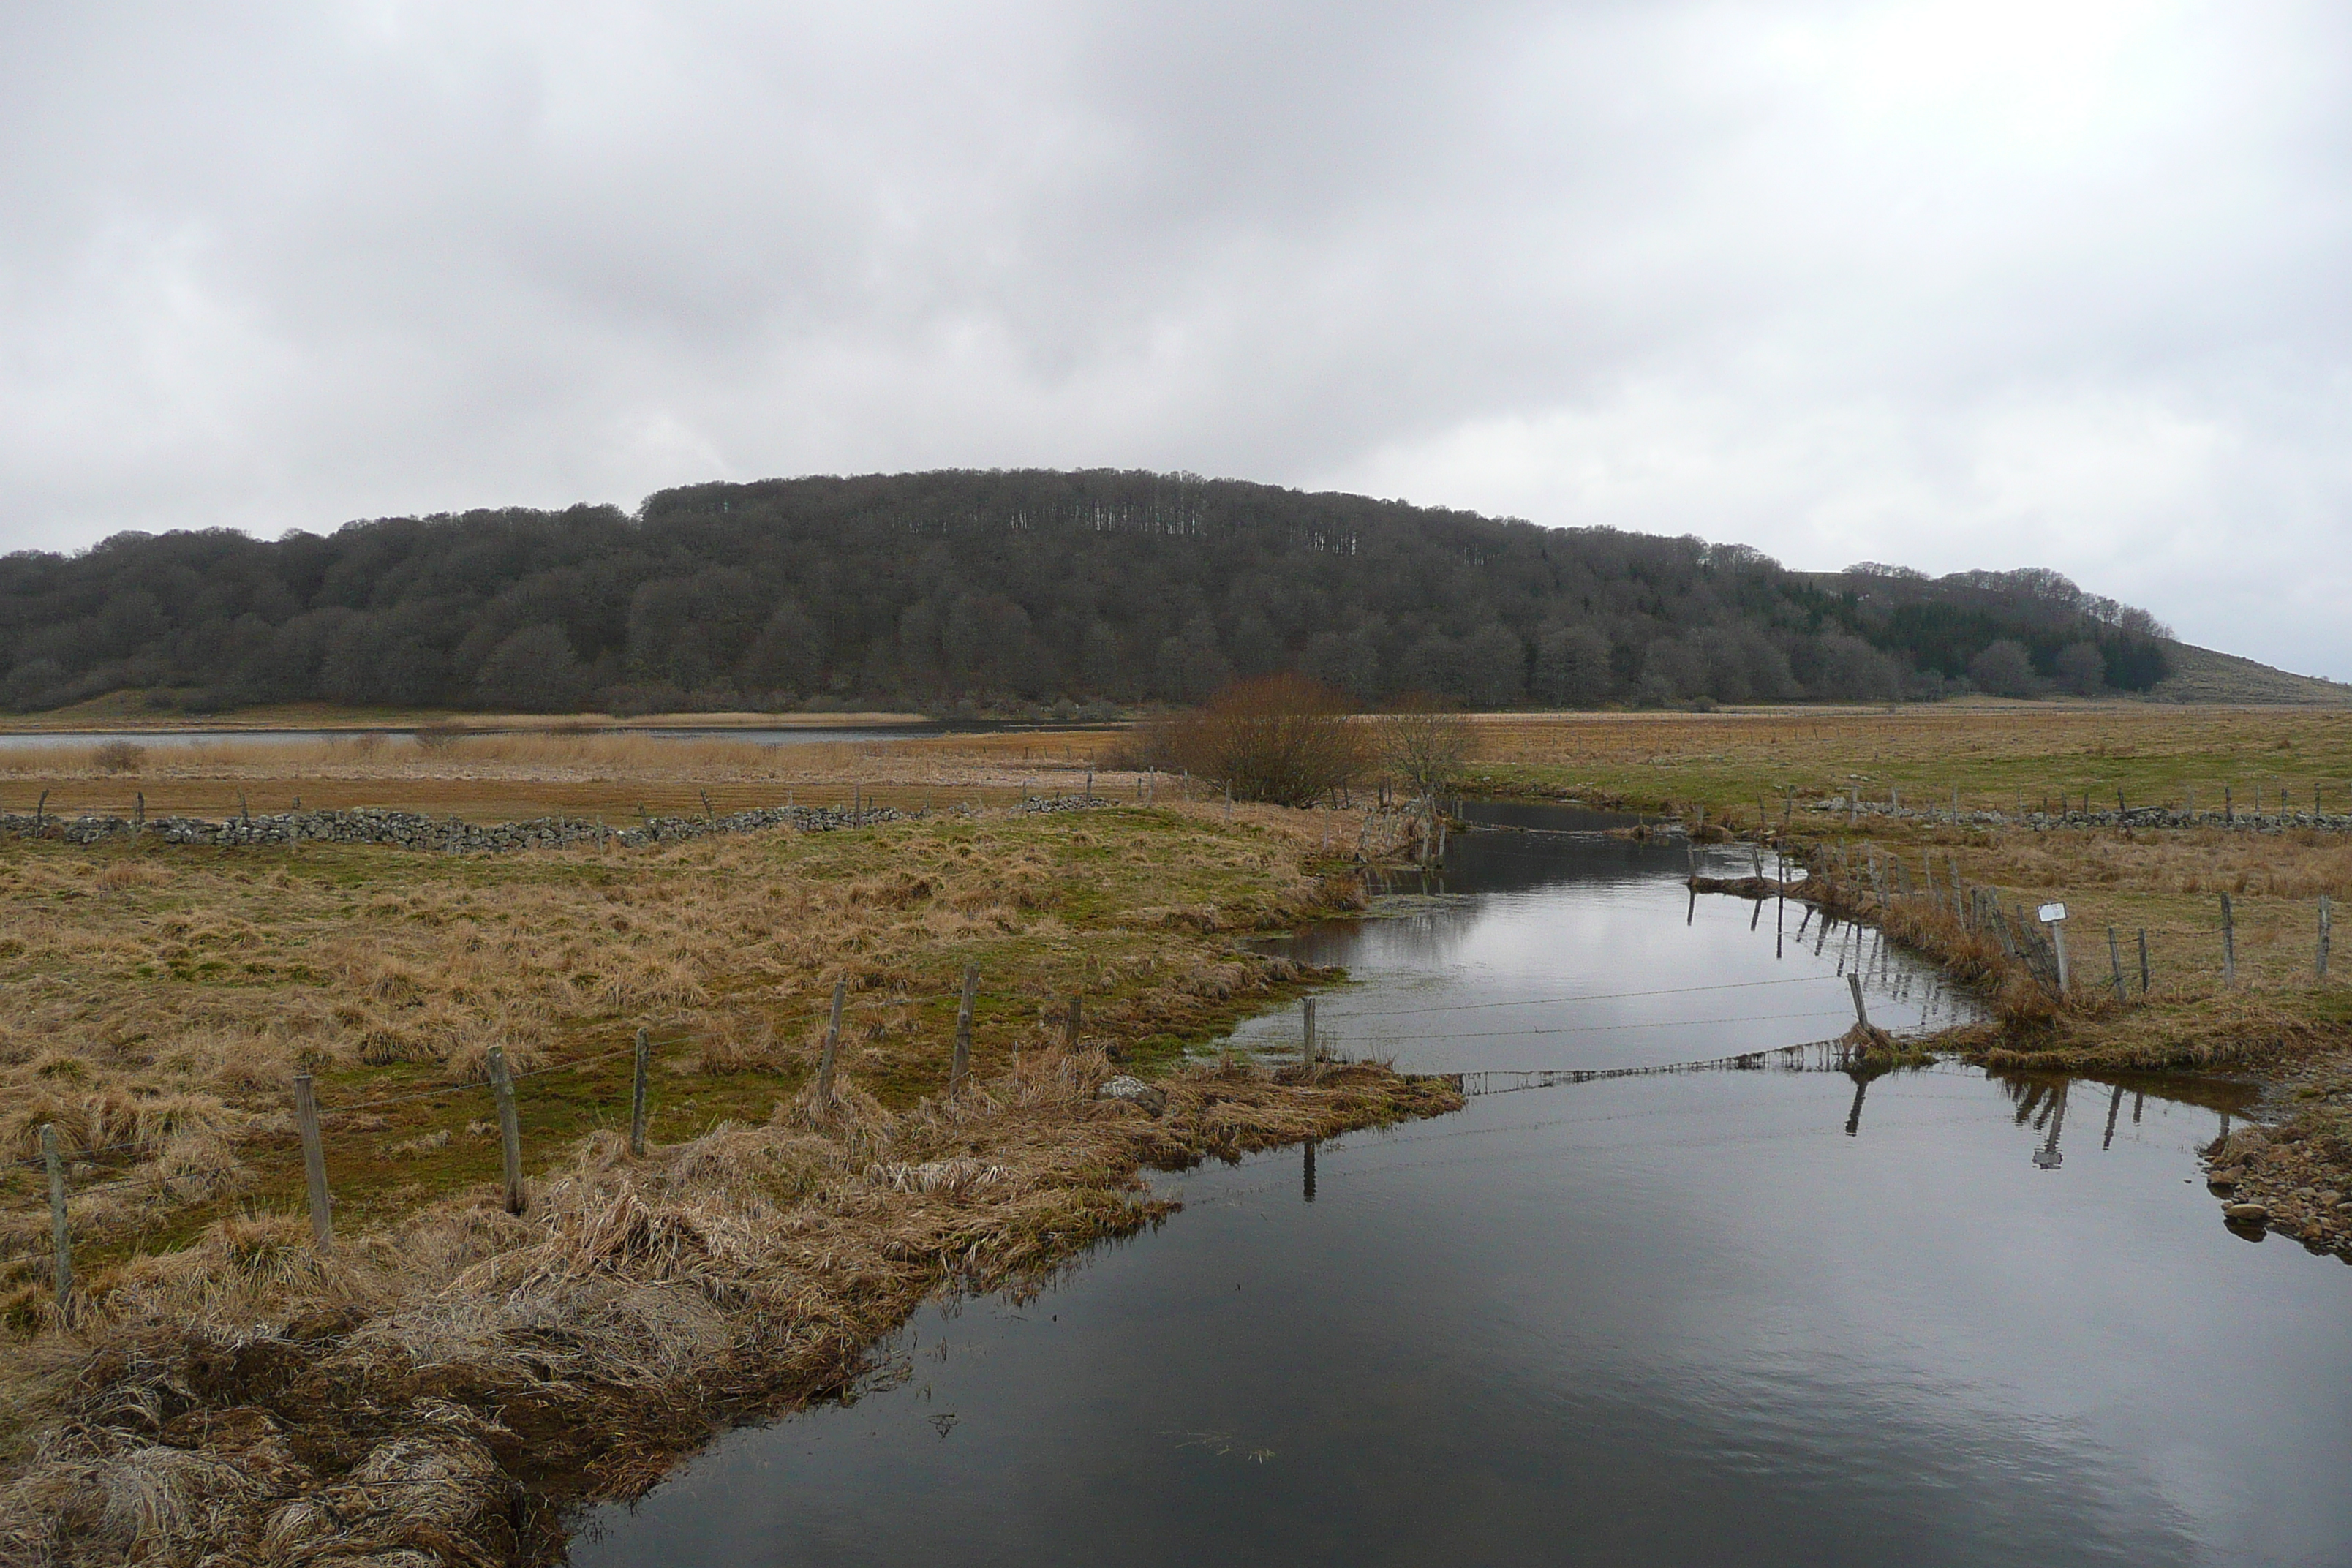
0 799 1457 1563
0 1049 1455 1565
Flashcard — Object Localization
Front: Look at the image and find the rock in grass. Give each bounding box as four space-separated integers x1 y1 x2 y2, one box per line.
1098 1075 1167 1116
2223 1202 2271 1224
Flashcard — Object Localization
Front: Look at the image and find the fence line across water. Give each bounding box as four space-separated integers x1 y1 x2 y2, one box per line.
12 960 1913 1304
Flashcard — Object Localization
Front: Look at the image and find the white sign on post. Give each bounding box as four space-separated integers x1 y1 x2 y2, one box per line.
2038 902 2073 993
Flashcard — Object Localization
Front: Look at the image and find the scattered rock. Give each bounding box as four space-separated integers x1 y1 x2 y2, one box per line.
1096 1075 1167 1115
2223 1202 2271 1225
2206 1169 2239 1191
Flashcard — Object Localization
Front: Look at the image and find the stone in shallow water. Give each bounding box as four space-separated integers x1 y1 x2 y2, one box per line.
2223 1202 2271 1224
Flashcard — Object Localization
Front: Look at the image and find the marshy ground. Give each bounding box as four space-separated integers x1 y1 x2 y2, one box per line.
0 698 2347 1562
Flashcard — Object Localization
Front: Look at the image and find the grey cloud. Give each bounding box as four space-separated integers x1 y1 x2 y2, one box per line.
2 1 2348 675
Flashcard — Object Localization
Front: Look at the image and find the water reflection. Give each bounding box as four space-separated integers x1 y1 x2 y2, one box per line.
573 812 2351 1568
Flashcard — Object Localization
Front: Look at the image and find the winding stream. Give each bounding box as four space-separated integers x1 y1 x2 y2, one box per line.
572 810 2350 1567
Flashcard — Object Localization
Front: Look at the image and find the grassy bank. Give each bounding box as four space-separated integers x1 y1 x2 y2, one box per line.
0 802 1457 1564
1466 704 2352 1253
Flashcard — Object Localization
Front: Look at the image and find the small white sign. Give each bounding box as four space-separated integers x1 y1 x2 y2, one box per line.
2038 902 2068 924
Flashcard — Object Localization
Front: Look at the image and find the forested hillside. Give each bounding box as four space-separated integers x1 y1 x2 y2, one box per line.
0 469 2177 715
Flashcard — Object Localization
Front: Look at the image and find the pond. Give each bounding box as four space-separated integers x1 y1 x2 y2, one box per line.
570 809 2351 1567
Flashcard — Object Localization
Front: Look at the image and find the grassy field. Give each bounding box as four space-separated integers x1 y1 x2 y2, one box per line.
0 726 1122 822
0 796 1449 1564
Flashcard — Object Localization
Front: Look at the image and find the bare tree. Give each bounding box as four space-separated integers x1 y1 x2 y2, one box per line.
1377 699 1472 800
1373 698 1474 863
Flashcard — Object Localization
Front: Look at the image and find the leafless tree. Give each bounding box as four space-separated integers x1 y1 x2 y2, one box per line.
1376 698 1473 800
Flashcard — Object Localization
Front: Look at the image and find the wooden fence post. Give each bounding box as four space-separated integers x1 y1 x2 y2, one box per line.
950 965 978 1095
42 1125 70 1314
1847 973 1871 1030
487 1047 524 1215
2107 928 2127 1003
2220 893 2237 987
2318 896 2332 984
817 978 845 1100
629 1027 650 1156
1303 996 1318 1080
2138 928 2151 994
292 1073 333 1248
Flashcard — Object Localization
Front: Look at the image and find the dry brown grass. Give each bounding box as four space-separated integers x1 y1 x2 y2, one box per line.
0 1048 1452 1566
0 725 1145 823
0 796 1453 1564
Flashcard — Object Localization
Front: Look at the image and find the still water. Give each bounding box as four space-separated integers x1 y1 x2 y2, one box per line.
0 725 950 752
573 815 2351 1567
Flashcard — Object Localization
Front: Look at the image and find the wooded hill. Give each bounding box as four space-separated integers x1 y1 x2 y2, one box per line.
0 469 2186 715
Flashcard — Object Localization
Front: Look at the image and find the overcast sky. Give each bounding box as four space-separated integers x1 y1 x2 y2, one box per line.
3 2 2347 676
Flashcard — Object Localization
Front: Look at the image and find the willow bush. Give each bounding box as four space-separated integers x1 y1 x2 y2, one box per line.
1142 674 1372 806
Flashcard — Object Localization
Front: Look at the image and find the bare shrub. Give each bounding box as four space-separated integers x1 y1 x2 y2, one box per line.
90 740 147 775
411 725 464 753
1375 696 1474 802
1136 674 1369 806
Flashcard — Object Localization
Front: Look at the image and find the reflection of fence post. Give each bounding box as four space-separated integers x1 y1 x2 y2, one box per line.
293 1073 333 1248
42 1125 70 1314
2220 893 2237 987
950 965 978 1095
817 979 845 1100
629 1027 650 1157
1303 997 1318 1081
488 1047 524 1215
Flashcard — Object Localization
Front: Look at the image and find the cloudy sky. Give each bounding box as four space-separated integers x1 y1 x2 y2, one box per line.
3 2 2347 676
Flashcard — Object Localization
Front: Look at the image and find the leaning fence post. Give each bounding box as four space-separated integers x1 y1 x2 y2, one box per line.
629 1027 650 1156
487 1046 524 1215
292 1074 333 1248
1847 973 1871 1030
2318 896 2332 984
2220 893 2237 987
2107 927 2127 1003
950 964 978 1094
42 1125 70 1314
817 978 845 1100
1303 996 1318 1080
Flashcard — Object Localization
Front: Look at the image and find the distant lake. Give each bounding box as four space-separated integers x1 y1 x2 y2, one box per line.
0 721 1112 753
